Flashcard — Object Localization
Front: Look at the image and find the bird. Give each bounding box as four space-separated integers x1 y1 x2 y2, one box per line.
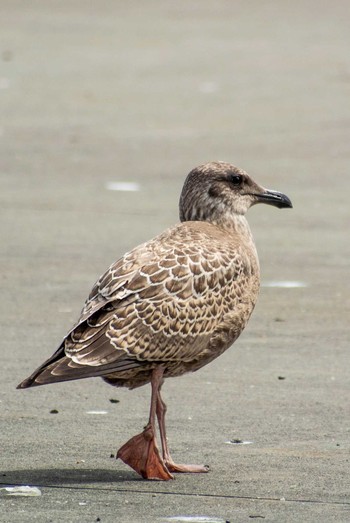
17 161 292 480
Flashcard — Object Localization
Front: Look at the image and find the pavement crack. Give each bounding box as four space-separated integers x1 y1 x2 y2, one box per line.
0 482 348 507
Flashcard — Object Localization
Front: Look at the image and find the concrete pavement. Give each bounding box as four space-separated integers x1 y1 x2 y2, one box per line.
1 1 349 521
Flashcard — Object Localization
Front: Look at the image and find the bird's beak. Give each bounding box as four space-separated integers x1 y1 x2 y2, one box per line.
255 189 293 209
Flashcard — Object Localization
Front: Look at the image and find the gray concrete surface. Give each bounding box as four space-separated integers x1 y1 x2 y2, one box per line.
1 1 349 521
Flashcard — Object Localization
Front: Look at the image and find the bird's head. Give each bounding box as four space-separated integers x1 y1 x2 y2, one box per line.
179 161 292 225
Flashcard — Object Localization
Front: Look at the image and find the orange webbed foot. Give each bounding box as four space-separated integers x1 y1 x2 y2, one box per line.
117 424 173 481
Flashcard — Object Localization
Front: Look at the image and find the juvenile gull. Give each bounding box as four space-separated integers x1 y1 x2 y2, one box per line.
17 161 292 480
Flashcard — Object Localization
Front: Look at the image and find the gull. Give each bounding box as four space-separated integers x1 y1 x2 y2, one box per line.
17 161 292 480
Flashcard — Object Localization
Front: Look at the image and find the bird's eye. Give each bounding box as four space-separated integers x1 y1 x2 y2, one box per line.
229 174 243 186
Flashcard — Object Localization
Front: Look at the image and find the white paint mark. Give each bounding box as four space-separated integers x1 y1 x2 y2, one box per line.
262 281 307 288
199 82 219 94
164 517 227 523
225 440 253 445
0 486 42 497
105 181 140 192
0 78 10 89
86 410 108 415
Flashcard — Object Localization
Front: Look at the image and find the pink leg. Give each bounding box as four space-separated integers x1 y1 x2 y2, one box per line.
156 389 209 474
117 367 173 480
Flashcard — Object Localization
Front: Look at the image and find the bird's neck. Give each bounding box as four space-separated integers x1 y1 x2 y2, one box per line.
212 212 254 241
182 207 257 256
211 212 259 259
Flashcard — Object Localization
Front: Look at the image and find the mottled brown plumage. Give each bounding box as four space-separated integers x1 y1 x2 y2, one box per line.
17 161 292 480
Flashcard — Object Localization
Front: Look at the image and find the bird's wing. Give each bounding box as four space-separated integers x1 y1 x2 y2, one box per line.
18 223 258 387
65 223 258 365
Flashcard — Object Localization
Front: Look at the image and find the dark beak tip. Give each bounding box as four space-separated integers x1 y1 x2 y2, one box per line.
280 198 293 209
258 190 293 210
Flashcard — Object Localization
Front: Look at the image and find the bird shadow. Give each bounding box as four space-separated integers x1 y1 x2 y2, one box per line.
0 468 142 488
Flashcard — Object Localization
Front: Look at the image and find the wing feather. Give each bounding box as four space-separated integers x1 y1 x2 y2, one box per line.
17 221 259 388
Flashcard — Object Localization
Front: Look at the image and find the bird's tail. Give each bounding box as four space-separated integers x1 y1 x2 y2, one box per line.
17 351 144 389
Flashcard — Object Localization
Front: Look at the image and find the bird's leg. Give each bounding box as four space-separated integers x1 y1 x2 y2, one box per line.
156 389 209 474
117 366 173 480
